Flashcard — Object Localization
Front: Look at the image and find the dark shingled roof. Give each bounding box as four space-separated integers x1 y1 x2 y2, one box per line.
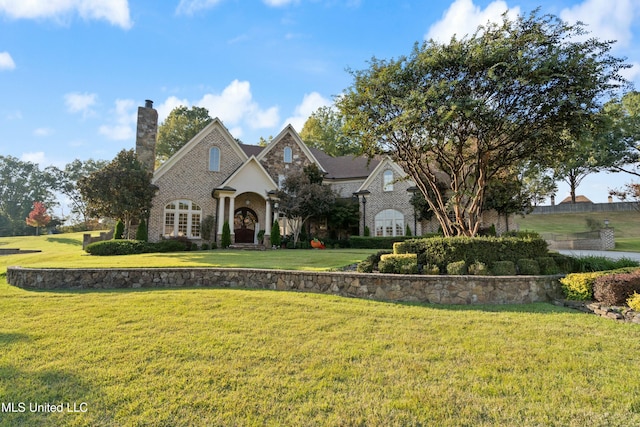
237 143 379 180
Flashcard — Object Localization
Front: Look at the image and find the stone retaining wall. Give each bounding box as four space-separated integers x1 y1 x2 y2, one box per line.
7 266 563 305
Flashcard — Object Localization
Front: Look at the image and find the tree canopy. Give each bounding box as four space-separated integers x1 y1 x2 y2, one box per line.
156 106 213 162
300 106 360 157
337 11 628 236
78 149 157 238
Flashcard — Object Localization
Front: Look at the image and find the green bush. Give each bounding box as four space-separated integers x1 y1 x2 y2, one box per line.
422 264 441 275
571 256 639 273
350 236 417 249
201 243 209 250
270 221 281 247
468 261 490 275
627 292 640 311
536 257 560 275
394 236 548 272
379 254 418 274
135 219 148 242
86 240 151 256
221 221 232 249
154 239 188 253
492 261 516 276
356 250 392 272
517 259 540 275
560 272 608 300
446 261 467 275
593 272 640 306
114 220 125 240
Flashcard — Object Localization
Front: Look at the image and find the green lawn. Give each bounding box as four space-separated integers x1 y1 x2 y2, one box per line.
516 210 640 252
2 233 640 426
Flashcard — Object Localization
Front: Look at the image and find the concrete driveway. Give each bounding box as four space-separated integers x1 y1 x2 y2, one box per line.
557 250 640 262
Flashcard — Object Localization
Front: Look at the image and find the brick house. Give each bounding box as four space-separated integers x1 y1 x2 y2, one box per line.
136 101 513 245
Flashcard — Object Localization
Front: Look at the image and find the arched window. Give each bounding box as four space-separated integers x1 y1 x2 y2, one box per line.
383 170 394 191
164 200 202 238
209 147 220 171
284 146 292 163
374 209 404 237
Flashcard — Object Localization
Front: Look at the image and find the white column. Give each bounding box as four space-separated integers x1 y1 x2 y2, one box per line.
228 196 235 235
265 200 271 236
217 196 226 235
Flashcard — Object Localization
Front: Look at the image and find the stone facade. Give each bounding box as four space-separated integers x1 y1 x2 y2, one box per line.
7 266 562 305
135 100 158 173
259 131 312 184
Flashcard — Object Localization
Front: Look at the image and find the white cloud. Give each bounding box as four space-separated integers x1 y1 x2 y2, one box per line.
0 0 132 29
64 92 98 117
98 99 136 141
263 0 299 6
196 80 280 129
175 0 223 15
21 151 46 165
33 127 54 137
0 51 15 70
282 91 331 132
560 0 639 48
425 0 520 42
156 96 189 124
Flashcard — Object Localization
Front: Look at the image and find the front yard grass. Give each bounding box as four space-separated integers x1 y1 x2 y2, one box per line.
2 232 640 425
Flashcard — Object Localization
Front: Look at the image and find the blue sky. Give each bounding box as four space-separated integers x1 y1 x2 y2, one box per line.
1 0 640 208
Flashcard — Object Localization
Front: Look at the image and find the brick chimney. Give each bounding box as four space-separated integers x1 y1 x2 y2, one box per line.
136 99 158 172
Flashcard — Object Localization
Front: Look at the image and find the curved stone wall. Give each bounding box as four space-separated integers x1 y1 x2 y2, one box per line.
6 266 563 305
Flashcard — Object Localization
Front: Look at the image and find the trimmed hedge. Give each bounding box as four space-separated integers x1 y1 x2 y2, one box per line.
593 272 640 306
379 254 418 274
86 238 191 256
559 267 640 300
446 261 467 275
517 259 540 275
394 236 548 272
492 261 516 276
468 261 490 276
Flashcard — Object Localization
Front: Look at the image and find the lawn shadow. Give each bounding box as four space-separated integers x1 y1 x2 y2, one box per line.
45 236 82 247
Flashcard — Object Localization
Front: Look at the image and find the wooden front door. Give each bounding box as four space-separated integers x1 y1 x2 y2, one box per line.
234 207 258 243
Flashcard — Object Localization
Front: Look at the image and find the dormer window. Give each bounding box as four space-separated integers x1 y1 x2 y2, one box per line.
284 146 292 163
209 147 220 171
383 170 394 191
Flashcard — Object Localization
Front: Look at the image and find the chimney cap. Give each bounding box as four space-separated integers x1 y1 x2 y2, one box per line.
145 99 154 108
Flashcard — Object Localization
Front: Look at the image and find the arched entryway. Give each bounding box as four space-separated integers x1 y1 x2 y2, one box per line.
234 207 258 243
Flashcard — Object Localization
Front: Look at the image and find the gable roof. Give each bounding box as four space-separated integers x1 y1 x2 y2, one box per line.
310 147 380 180
219 155 278 196
152 118 247 182
357 155 410 192
256 124 326 173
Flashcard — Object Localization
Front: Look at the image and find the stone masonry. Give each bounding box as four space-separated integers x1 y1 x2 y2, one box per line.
7 266 562 305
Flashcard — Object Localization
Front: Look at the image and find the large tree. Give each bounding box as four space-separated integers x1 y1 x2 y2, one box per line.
338 11 628 236
300 106 360 157
602 91 640 178
78 149 157 238
0 156 56 236
276 164 335 247
156 106 213 162
47 159 108 228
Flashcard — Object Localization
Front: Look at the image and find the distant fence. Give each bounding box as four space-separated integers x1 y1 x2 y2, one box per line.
531 201 637 215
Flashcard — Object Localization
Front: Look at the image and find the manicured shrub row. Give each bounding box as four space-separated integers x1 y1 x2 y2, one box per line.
393 236 549 272
85 238 208 256
378 254 418 274
593 271 640 306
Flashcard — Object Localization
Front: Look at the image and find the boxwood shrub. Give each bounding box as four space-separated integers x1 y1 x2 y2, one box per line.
379 254 418 274
394 236 548 272
446 260 467 275
492 261 516 276
517 259 540 275
86 240 152 256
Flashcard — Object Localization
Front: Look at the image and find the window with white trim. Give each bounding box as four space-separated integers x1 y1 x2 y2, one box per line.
209 147 220 171
374 209 404 237
284 146 292 163
164 200 202 238
383 170 394 191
